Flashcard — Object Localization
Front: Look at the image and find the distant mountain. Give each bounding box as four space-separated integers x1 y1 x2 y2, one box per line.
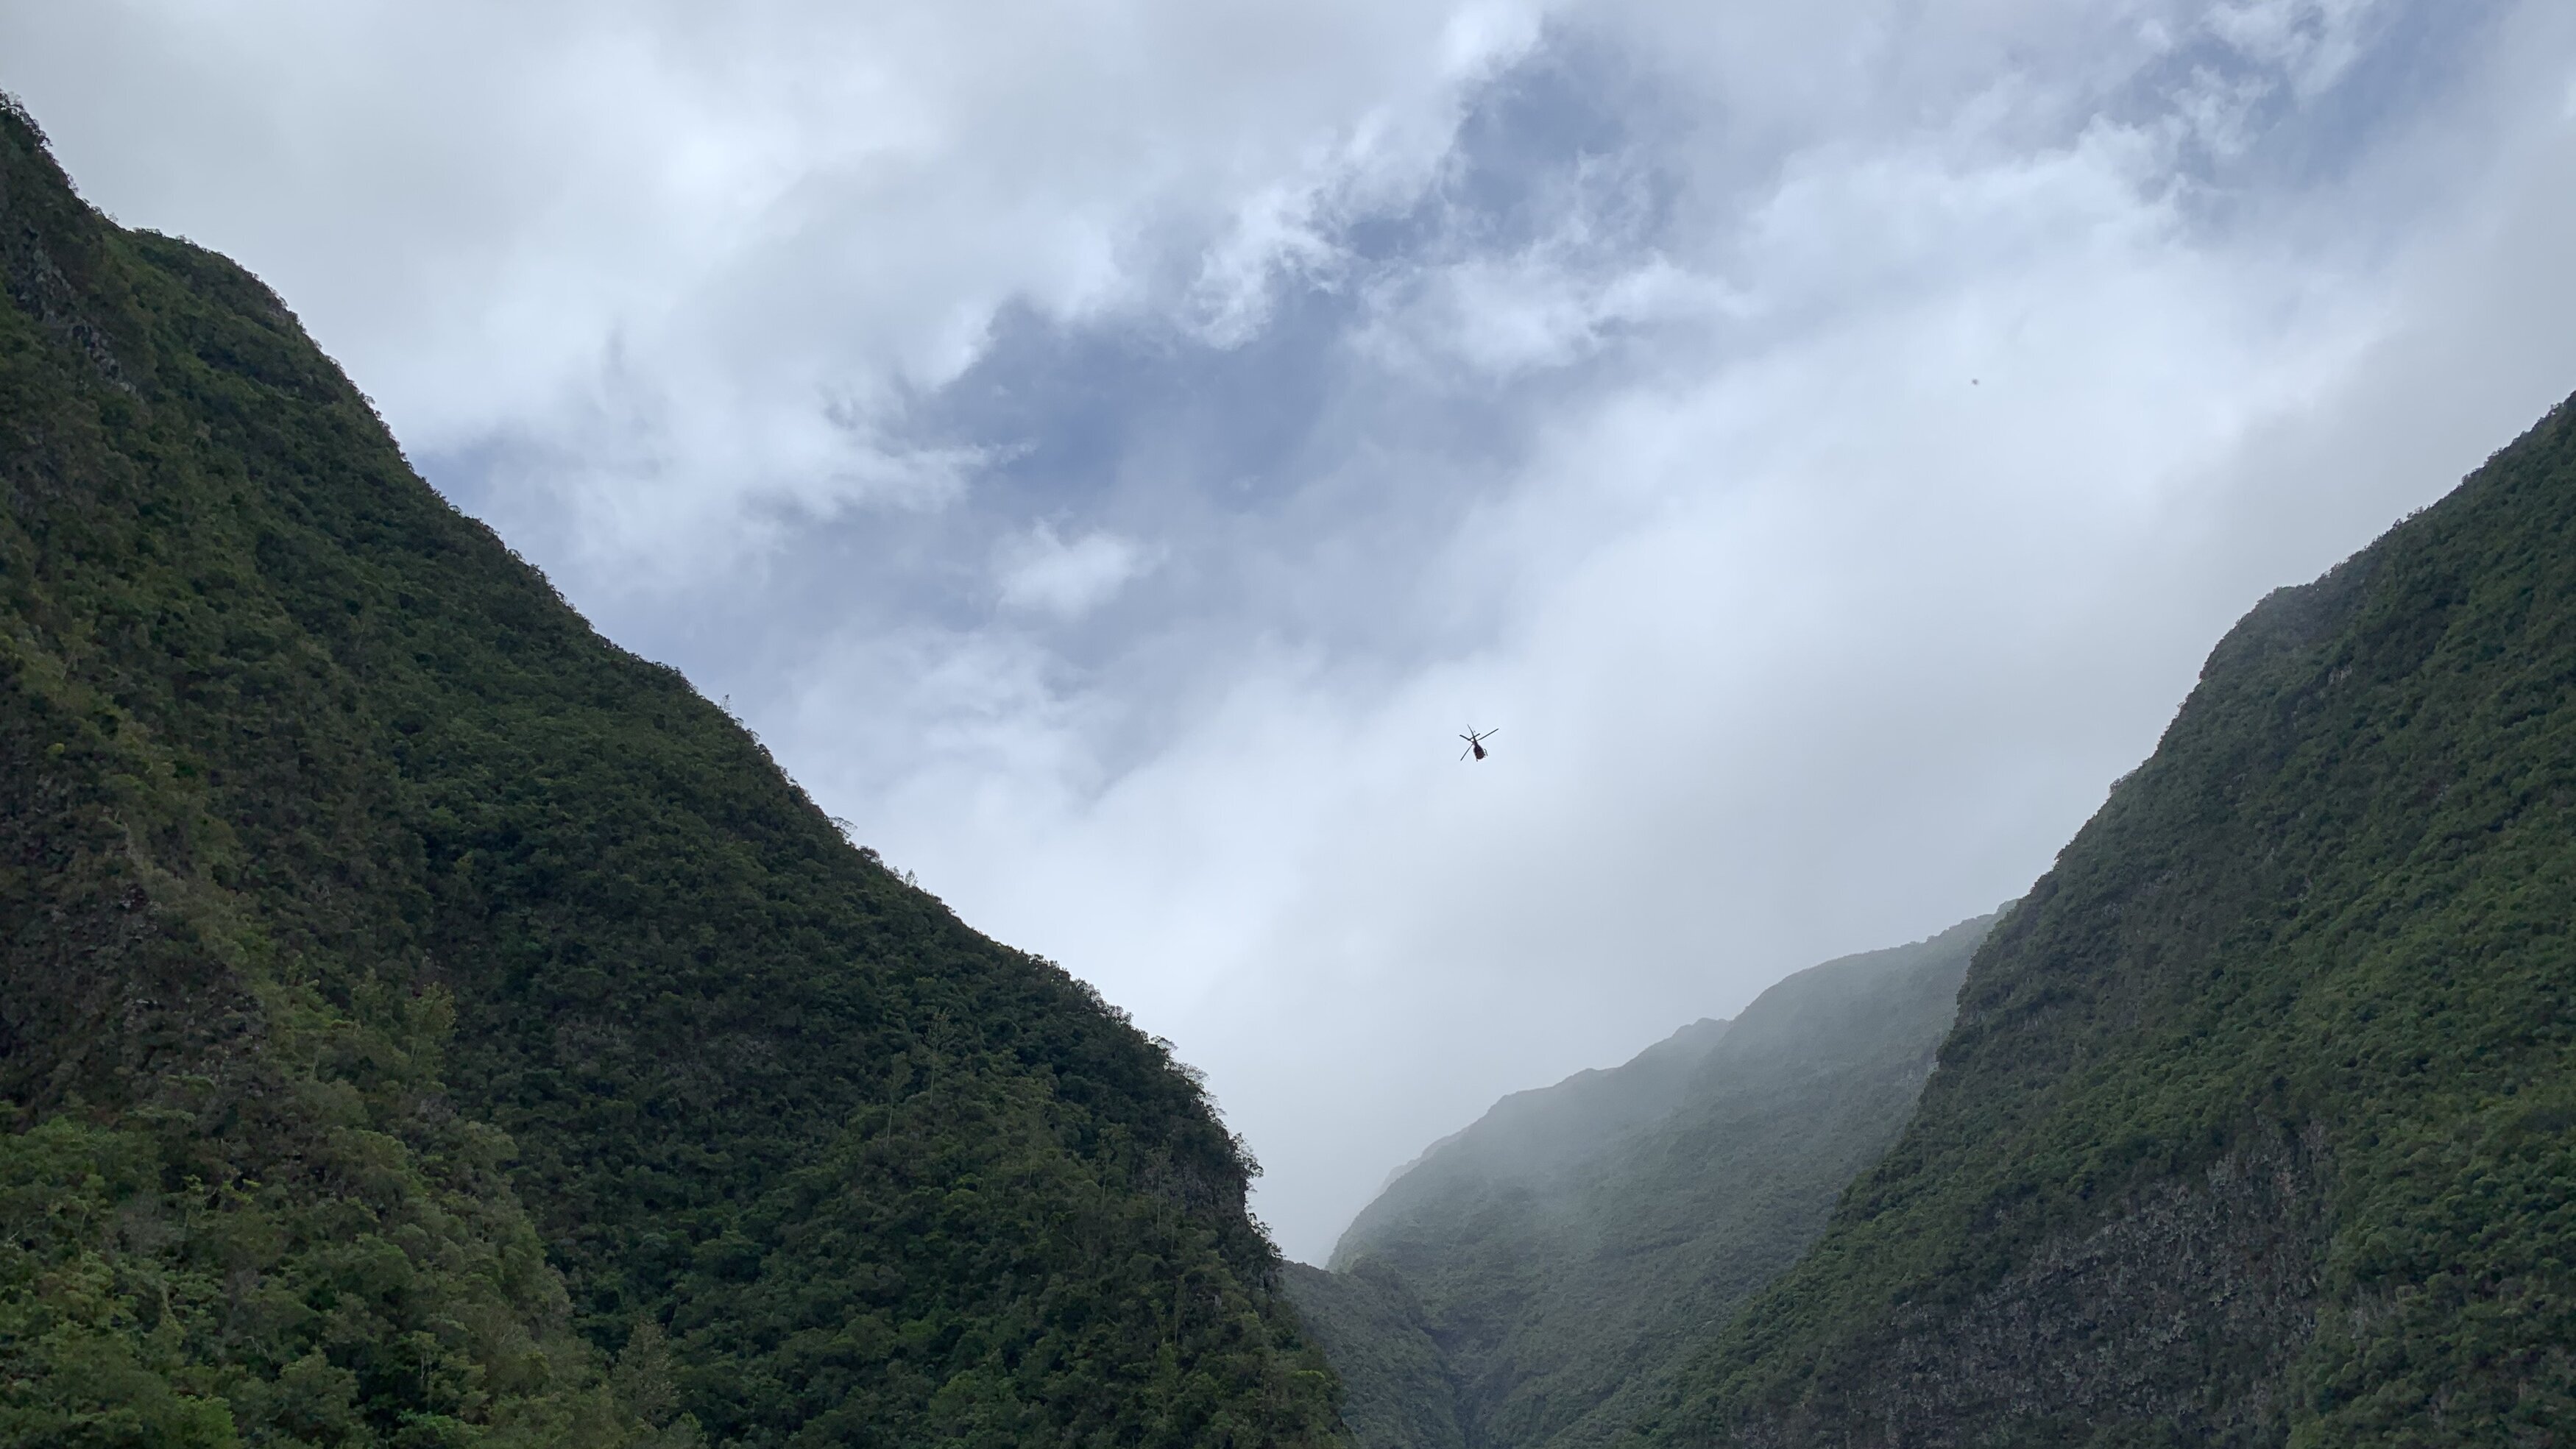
1290 915 1996 1449
1346 1013 1737 1231
1635 394 2576 1444
0 99 1340 1447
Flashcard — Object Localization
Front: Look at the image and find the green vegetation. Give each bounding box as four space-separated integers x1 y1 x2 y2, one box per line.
0 96 1340 1448
1292 916 1995 1449
1279 1264 1462 1449
1635 396 2576 1445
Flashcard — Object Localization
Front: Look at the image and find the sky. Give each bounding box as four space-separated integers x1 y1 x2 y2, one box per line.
7 0 2575 1262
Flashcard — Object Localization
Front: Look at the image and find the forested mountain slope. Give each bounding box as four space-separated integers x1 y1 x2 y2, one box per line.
1289 915 1995 1449
0 99 1340 1448
1281 1263 1464 1449
1638 393 2576 1445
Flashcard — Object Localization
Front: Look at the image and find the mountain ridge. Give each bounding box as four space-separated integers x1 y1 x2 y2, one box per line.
0 96 1342 1448
1334 1013 1735 1261
1295 914 1998 1449
1638 389 2576 1445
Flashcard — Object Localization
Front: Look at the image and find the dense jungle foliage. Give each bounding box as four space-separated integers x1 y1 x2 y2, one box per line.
0 99 1342 1448
1290 917 1993 1449
1635 394 2576 1445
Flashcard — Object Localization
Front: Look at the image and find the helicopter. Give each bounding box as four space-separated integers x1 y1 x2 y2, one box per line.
1458 727 1498 762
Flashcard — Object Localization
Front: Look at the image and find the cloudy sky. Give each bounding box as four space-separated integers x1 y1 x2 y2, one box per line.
9 0 2575 1261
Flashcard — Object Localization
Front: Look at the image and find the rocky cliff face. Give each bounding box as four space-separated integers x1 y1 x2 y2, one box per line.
1644 393 2576 1446
1744 1125 2329 1448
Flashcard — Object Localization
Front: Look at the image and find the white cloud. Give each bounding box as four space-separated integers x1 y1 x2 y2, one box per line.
2206 0 2385 98
997 526 1156 618
0 0 1554 572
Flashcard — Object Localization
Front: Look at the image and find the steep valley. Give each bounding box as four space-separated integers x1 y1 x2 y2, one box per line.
8 73 2576 1449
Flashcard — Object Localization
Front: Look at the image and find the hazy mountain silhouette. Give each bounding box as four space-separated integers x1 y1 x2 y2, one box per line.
1292 915 1995 1448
